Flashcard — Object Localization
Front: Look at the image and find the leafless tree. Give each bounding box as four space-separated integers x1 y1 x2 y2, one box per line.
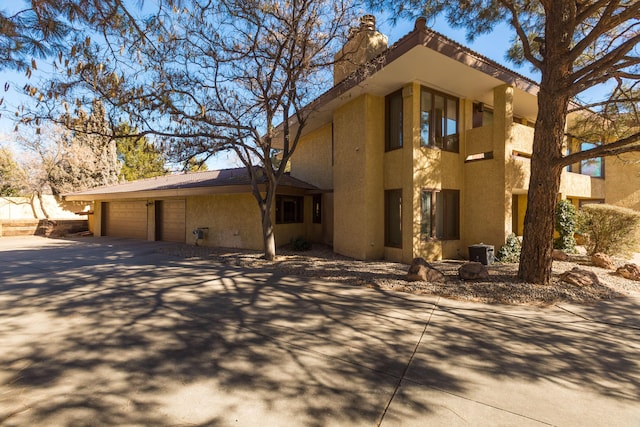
31 0 357 260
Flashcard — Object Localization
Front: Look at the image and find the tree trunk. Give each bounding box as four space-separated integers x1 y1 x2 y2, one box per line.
259 190 277 261
37 191 51 219
518 90 568 284
262 205 276 261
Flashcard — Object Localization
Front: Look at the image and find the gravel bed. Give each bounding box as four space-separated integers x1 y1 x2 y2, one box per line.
159 244 640 306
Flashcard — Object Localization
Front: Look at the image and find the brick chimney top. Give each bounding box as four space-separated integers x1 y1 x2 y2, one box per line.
334 15 388 84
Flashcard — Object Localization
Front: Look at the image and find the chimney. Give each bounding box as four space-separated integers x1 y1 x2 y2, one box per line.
333 15 388 85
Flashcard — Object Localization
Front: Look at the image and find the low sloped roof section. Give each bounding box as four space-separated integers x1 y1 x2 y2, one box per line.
65 167 319 201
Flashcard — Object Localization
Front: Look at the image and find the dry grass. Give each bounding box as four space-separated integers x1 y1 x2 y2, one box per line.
160 244 640 306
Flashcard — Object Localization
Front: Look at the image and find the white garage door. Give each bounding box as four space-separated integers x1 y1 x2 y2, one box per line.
102 201 148 240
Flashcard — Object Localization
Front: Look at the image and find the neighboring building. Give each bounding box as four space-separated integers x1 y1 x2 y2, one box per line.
66 15 632 263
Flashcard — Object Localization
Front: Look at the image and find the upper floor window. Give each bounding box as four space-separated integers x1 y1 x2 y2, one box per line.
385 89 403 151
567 141 604 178
421 87 459 152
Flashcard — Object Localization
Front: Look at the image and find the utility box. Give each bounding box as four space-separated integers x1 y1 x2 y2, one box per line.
469 244 495 265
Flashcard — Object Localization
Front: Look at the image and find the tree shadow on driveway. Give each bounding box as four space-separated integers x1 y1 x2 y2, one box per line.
0 237 451 426
0 237 638 426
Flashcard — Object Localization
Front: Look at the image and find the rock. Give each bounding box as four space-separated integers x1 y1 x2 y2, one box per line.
616 263 640 281
560 267 600 287
592 252 615 270
552 249 570 261
406 257 445 283
458 262 489 281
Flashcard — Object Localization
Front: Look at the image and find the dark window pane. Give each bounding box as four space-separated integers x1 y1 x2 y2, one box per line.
386 90 403 151
435 190 460 240
312 194 322 224
421 191 432 238
276 195 303 224
385 189 402 248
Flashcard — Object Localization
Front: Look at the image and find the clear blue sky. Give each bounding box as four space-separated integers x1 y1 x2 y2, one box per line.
0 11 536 169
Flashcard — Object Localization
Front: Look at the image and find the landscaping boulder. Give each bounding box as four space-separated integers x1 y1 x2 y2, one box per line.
592 252 615 270
552 249 570 261
616 263 640 281
458 262 489 281
560 267 599 287
406 257 445 283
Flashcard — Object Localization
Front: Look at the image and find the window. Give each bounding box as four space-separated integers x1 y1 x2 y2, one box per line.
385 189 402 248
421 189 460 240
421 87 459 152
276 195 303 224
312 194 322 224
579 142 604 178
385 90 403 151
567 141 604 178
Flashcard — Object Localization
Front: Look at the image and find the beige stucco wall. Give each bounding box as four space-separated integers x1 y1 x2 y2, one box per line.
186 194 264 250
605 153 640 211
93 193 317 251
465 126 493 156
510 123 535 155
462 85 514 254
333 93 385 260
290 123 333 190
560 172 605 200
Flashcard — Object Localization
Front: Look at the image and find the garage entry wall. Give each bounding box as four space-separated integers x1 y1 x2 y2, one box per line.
186 194 263 249
101 201 148 239
155 199 186 243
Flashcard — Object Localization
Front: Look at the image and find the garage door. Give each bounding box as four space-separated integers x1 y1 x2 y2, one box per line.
101 201 147 240
155 199 186 243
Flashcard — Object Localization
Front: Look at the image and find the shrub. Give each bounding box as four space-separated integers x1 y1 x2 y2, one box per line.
577 204 640 256
554 199 578 253
289 236 312 251
496 233 522 263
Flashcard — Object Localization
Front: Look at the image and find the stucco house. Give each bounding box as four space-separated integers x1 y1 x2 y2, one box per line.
67 15 631 263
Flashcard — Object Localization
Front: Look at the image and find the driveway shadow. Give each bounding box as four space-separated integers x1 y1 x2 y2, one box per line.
1 237 638 426
0 237 455 426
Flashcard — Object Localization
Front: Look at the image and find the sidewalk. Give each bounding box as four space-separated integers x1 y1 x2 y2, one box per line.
0 236 638 426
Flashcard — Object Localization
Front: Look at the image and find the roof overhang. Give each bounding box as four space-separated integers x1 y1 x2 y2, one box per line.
284 18 541 138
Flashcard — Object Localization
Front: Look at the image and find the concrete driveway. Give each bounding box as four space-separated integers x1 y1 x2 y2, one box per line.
1 236 639 426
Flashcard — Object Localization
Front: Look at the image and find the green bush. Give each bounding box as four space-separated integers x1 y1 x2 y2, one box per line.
289 236 312 251
554 199 578 253
496 233 522 263
577 204 640 256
